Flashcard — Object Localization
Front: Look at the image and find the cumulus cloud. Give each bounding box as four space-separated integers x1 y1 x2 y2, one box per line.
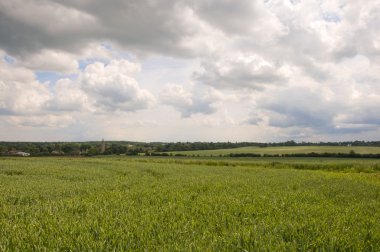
246 79 380 135
81 60 155 112
17 49 79 74
1 54 154 114
194 52 287 90
160 84 192 110
47 78 89 112
0 58 51 115
0 55 156 135
160 84 227 117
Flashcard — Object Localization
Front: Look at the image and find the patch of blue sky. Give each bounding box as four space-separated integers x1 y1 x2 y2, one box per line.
3 54 15 64
78 58 102 70
100 41 113 51
323 12 341 23
78 56 117 70
100 41 135 62
35 71 78 86
77 54 134 72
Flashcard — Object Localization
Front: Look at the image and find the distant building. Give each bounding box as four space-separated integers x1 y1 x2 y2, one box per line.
100 139 106 153
347 144 352 147
17 152 30 157
8 151 30 157
51 150 64 155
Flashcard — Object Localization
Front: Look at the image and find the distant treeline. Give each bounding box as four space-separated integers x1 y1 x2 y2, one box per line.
228 152 380 159
155 140 380 151
1 140 380 156
0 141 152 156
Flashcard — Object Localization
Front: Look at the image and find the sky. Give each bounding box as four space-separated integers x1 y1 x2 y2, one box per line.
1 0 380 142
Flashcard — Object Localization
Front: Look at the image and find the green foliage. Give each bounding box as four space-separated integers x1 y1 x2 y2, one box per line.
0 157 379 250
87 147 99 156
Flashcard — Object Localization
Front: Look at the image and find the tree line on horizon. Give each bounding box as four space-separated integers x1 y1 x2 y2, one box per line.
0 140 380 156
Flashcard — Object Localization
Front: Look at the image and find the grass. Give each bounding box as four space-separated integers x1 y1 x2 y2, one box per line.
0 156 380 251
133 156 380 173
166 145 380 156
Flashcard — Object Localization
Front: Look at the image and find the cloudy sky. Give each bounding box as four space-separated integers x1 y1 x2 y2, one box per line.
1 0 380 142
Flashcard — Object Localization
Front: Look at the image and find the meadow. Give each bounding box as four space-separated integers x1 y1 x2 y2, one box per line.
1 156 380 251
166 145 380 156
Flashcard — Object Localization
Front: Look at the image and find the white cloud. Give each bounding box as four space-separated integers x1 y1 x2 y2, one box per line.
80 43 115 62
17 49 79 74
81 59 156 112
160 84 192 109
194 52 286 90
0 55 156 115
0 59 51 115
8 114 75 128
160 83 231 117
48 78 89 112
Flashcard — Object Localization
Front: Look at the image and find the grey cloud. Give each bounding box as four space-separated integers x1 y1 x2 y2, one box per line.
245 115 263 125
0 0 280 59
338 102 380 126
329 124 378 134
191 0 264 35
256 87 337 131
160 84 220 117
1 0 379 68
0 1 96 57
0 12 43 55
251 86 380 135
0 0 196 58
82 0 190 56
194 57 286 90
333 45 358 61
273 26 331 81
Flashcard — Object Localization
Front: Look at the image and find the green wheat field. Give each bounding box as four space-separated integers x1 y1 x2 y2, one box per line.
1 156 380 251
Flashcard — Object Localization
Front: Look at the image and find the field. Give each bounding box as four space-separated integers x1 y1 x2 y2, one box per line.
166 145 380 156
1 156 380 251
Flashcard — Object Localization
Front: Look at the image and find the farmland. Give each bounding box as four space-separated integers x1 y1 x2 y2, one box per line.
166 145 380 156
1 156 380 251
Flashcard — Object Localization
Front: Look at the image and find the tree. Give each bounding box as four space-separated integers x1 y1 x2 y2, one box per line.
87 147 98 156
